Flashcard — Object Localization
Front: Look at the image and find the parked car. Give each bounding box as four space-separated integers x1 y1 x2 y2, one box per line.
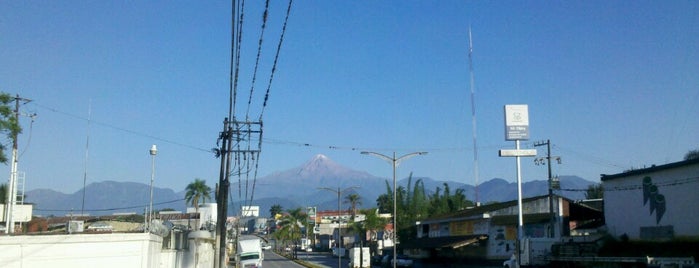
381 254 413 267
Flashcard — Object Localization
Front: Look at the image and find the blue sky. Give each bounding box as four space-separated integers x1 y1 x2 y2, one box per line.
1 1 697 196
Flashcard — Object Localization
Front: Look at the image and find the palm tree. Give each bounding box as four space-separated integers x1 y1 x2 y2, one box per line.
349 208 388 258
185 178 212 212
270 204 283 218
345 193 362 218
274 207 308 259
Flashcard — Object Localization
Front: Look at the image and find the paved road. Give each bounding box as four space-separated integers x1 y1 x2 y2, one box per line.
260 250 309 268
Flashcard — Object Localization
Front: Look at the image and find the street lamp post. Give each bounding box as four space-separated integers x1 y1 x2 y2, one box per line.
319 186 359 268
148 144 157 232
361 151 427 268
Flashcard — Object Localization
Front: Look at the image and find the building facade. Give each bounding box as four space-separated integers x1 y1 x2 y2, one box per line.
601 158 699 240
408 195 602 261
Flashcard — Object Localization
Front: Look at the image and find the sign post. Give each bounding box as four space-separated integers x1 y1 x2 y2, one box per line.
499 104 536 268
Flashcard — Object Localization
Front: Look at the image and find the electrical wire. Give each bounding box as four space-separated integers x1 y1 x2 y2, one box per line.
556 176 699 192
34 198 185 213
18 113 36 159
231 0 246 119
553 144 628 170
245 0 270 121
258 0 293 120
31 102 211 153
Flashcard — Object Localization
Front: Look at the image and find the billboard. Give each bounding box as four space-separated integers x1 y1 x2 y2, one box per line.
504 104 530 141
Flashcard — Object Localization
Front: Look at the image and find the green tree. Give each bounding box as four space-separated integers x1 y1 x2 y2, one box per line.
349 208 388 257
274 207 308 259
270 204 283 218
184 178 212 212
585 184 604 199
0 93 22 164
345 193 362 218
0 183 6 204
685 149 699 160
375 181 393 214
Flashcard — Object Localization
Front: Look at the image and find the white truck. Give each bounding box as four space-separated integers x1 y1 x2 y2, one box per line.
235 238 264 268
348 247 370 268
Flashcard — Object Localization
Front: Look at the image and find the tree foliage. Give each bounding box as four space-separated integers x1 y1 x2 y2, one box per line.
374 173 474 245
684 149 699 160
269 204 283 218
0 183 6 204
585 184 604 199
184 178 212 211
349 208 388 254
0 93 22 164
273 207 308 258
345 193 362 218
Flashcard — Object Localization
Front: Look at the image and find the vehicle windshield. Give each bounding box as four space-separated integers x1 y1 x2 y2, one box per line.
240 254 260 261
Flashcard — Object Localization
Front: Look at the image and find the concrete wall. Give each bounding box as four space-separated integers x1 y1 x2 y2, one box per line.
0 230 218 268
0 233 162 268
604 162 699 240
0 204 33 222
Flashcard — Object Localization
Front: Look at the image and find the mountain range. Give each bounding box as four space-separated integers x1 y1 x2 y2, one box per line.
26 154 595 217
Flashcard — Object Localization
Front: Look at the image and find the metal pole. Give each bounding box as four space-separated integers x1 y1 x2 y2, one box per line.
149 144 157 232
319 186 359 268
515 140 523 268
392 152 397 268
360 151 426 268
338 187 342 268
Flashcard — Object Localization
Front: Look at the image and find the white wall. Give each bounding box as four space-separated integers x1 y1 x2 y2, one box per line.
0 204 33 222
187 203 218 230
0 233 162 268
604 163 699 239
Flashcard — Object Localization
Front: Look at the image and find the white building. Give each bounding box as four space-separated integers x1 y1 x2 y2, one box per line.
0 218 218 268
186 203 217 230
601 157 699 240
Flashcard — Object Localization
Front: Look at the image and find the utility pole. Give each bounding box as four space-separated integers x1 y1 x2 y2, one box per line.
4 94 32 234
214 118 230 268
214 118 262 268
534 140 561 238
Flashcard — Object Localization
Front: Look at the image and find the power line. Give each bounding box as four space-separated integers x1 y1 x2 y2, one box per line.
259 0 293 120
553 144 628 170
557 176 699 192
34 198 185 213
31 102 212 153
245 0 270 121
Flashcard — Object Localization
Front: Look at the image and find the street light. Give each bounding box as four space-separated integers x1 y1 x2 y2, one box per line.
361 151 427 268
318 186 360 268
148 144 157 232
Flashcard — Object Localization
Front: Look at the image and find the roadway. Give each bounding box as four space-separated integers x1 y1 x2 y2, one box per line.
264 250 348 268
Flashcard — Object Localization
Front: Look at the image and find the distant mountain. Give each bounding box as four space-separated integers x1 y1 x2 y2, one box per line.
26 154 596 217
27 180 185 216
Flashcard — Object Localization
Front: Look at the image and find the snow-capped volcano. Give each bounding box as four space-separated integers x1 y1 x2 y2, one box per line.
297 154 355 177
255 154 381 199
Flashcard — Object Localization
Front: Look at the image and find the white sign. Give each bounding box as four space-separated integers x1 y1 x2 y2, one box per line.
504 104 530 140
499 149 537 157
307 206 317 223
